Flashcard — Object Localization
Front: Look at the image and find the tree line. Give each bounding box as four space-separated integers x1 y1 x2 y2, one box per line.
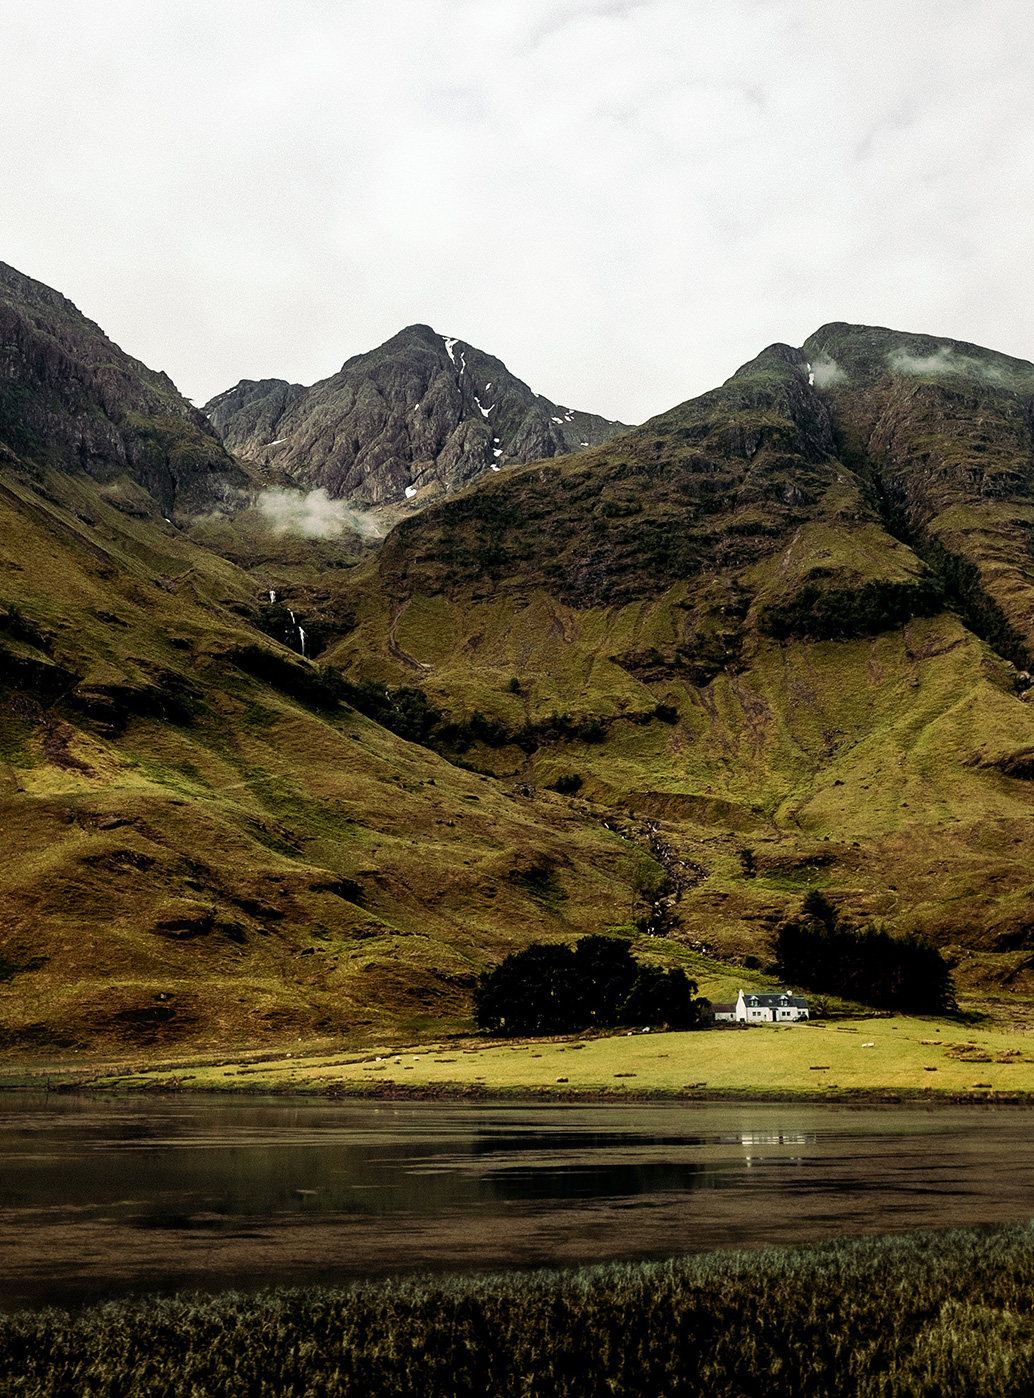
473 897 956 1038
474 935 708 1035
774 892 956 1014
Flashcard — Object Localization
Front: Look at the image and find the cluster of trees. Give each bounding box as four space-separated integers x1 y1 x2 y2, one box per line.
337 678 443 744
227 646 342 712
335 679 683 765
774 893 956 1013
334 678 523 751
474 935 708 1035
760 578 943 642
921 535 1030 672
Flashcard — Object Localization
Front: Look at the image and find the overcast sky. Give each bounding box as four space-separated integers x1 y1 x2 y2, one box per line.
2 0 1032 423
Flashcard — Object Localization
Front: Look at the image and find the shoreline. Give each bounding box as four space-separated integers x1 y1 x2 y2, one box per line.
8 1013 1034 1104
6 1077 1034 1107
6 1223 1034 1395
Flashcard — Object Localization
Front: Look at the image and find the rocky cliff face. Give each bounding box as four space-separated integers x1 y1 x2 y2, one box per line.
204 324 628 506
801 323 1034 669
375 323 1034 650
375 339 878 608
0 262 249 517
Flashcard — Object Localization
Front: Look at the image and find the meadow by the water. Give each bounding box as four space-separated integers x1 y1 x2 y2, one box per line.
3 1223 1034 1397
58 1013 1034 1099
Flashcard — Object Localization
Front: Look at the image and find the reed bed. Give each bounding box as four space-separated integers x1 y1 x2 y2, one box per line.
3 1223 1034 1396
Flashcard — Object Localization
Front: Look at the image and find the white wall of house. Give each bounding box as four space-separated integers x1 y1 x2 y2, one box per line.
733 989 808 1023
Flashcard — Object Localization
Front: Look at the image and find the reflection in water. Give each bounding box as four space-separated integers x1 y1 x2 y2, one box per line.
481 1160 710 1201
0 1095 1032 1311
469 1130 710 1155
738 1133 811 1147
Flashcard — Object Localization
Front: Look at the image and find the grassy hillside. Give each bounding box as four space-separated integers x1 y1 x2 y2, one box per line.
78 1012 1034 1100
0 460 658 1052
8 292 1034 1051
324 334 1034 1005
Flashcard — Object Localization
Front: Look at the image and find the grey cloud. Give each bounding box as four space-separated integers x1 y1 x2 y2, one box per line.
3 1 1034 425
529 0 655 40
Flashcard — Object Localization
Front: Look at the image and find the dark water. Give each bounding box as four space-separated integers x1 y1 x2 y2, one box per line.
2 1094 1034 1310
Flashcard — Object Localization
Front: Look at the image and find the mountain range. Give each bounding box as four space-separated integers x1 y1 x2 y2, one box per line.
3 257 1034 1052
204 323 628 514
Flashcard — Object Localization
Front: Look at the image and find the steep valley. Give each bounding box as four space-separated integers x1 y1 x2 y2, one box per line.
4 258 1034 1051
0 461 646 1051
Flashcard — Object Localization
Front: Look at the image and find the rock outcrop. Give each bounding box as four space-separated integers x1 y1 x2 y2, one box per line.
0 261 249 517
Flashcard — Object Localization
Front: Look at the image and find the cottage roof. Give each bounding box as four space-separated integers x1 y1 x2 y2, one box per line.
712 1002 735 1013
741 992 808 1009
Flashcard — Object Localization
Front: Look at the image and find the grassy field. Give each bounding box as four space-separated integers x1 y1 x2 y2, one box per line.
4 1223 1034 1395
63 1012 1034 1100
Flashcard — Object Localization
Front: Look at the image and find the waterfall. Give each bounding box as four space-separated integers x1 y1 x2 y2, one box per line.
268 590 276 603
299 628 307 658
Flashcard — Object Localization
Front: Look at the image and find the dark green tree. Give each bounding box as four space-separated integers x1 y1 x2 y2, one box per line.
474 936 708 1035
473 943 577 1036
774 897 956 1014
618 965 704 1030
572 935 640 1025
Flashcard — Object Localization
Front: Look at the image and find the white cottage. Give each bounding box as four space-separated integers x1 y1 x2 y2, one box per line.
715 990 809 1023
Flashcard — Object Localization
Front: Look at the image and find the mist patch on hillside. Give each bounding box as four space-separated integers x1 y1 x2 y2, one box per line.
810 355 846 389
887 346 1030 387
256 487 382 539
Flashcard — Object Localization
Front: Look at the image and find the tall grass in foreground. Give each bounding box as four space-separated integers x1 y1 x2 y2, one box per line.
3 1224 1034 1396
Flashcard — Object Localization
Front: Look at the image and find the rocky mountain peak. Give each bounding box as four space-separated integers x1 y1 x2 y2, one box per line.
802 321 1034 391
203 325 630 508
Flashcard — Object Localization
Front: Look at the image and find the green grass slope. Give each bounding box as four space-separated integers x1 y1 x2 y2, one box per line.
88 1014 1034 1099
9 299 1034 1051
325 335 1034 1006
0 458 655 1052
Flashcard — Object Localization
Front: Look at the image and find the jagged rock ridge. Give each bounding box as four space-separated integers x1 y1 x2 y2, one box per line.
204 323 629 506
0 262 248 517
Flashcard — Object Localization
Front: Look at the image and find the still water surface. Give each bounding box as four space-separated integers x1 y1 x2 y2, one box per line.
2 1094 1034 1309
